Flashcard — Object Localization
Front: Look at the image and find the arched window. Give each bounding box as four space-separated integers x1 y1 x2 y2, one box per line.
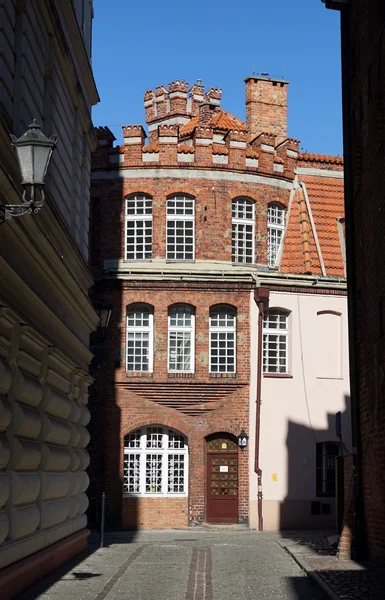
168 304 195 373
125 194 153 260
209 305 236 373
126 304 153 372
267 202 286 267
123 426 188 496
166 195 195 260
263 309 290 374
232 197 255 264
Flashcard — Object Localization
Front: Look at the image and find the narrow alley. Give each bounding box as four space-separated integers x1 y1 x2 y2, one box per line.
16 530 326 600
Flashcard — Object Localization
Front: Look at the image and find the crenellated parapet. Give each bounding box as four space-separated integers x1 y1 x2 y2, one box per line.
102 129 306 177
144 80 223 133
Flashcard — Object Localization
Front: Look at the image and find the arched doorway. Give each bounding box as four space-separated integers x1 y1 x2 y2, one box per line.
206 433 239 524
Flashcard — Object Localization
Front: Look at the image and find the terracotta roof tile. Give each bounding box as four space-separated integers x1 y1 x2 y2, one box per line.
179 115 200 136
142 143 159 153
177 144 195 154
179 110 246 136
212 144 228 155
280 175 345 277
299 152 344 165
246 150 259 159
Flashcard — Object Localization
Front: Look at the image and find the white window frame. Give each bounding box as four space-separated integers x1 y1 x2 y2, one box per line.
168 305 195 373
232 197 255 264
209 305 236 373
126 305 153 372
166 195 195 261
125 194 153 261
263 309 290 374
123 426 188 497
267 203 286 268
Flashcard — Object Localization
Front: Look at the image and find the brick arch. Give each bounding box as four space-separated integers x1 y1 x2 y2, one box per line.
125 190 153 199
209 302 237 312
168 302 196 312
268 198 288 210
204 421 242 438
122 417 191 440
231 192 258 204
123 184 156 197
166 190 196 199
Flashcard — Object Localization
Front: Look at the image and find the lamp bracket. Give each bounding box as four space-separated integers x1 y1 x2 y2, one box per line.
0 187 45 224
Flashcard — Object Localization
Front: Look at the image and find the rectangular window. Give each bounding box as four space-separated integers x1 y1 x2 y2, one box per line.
267 203 285 268
168 305 194 373
169 331 192 371
125 196 152 260
316 442 339 497
168 454 185 493
123 454 140 493
126 306 153 372
232 198 255 264
263 310 289 374
145 454 163 493
166 196 194 260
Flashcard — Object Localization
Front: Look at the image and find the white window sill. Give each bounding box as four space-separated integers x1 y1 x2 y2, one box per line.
123 494 188 499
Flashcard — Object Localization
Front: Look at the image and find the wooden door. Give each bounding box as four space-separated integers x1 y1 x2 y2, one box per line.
206 434 238 524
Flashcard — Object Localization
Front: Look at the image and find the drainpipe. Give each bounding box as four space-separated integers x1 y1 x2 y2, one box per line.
254 287 270 531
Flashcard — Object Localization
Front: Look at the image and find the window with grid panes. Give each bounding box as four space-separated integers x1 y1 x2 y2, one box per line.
126 305 153 372
316 441 339 497
263 309 289 373
232 197 255 264
210 306 236 373
125 195 152 260
123 427 188 496
166 195 194 260
267 203 285 268
168 305 194 373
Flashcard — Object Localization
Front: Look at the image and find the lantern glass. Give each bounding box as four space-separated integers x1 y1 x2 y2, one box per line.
12 121 56 186
99 306 112 330
15 144 34 185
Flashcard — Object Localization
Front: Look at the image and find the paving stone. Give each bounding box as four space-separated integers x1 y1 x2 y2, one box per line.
16 529 326 600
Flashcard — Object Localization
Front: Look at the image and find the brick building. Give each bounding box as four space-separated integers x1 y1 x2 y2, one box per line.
323 0 385 561
90 76 350 530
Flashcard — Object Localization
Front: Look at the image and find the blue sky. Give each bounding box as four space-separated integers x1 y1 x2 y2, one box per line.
92 0 342 155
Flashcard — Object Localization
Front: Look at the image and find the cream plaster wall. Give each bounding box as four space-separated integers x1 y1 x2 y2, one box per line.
249 290 351 530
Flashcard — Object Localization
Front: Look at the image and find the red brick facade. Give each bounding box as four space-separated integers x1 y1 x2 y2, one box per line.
90 75 346 529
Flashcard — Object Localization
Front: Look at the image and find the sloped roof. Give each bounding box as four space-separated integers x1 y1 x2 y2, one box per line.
179 109 247 136
280 174 345 277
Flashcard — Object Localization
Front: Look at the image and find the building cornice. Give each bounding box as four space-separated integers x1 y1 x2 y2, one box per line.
91 167 294 190
258 270 347 290
295 167 344 179
102 259 258 284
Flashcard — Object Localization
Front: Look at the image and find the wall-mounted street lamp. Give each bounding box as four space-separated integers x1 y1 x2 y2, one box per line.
0 120 57 223
238 429 249 451
95 299 113 341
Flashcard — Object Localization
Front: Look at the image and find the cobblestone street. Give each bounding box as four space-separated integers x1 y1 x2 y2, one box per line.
16 530 327 600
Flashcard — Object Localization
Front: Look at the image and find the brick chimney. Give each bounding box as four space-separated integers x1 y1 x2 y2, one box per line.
245 75 288 145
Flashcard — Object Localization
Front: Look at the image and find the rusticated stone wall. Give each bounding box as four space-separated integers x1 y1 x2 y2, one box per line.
0 307 92 570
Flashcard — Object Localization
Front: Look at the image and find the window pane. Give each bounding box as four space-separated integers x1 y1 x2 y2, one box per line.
267 203 285 268
168 454 185 493
125 196 152 260
145 454 162 493
146 427 163 448
123 453 140 493
169 331 191 371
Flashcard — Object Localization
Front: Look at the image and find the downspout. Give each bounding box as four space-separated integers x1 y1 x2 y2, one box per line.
254 287 270 531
